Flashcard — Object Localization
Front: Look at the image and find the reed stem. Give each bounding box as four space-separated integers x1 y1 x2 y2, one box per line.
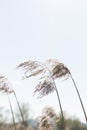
7 93 16 130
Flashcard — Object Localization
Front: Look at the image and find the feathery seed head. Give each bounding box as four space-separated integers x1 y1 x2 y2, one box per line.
45 59 70 79
34 79 55 98
0 76 14 94
17 60 45 79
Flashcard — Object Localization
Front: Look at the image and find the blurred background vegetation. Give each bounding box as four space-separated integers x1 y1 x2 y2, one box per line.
0 103 87 130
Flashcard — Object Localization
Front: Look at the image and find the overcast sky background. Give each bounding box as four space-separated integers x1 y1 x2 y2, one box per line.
0 0 87 123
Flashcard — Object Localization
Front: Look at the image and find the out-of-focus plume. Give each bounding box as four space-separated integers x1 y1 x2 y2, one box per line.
42 107 56 118
38 116 53 130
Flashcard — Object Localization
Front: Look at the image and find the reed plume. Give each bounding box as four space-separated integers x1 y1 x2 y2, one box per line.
0 75 27 130
17 61 45 79
17 58 87 126
45 59 87 123
42 107 65 129
34 78 55 98
17 60 66 130
45 59 70 79
38 116 53 130
42 107 56 118
0 76 16 130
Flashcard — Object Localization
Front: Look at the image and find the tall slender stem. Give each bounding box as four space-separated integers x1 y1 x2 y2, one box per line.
7 93 16 130
70 73 87 123
13 91 26 130
54 82 66 130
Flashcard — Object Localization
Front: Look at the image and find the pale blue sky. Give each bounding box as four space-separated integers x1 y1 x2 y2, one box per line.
0 0 87 122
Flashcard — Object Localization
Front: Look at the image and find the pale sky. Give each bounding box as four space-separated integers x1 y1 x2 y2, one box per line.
0 0 87 123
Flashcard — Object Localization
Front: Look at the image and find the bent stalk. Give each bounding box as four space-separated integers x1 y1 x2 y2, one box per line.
7 93 16 130
70 73 87 123
54 83 66 130
13 91 27 130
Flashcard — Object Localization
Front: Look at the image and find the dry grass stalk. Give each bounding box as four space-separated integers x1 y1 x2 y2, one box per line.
0 75 26 130
17 60 66 130
45 59 87 123
0 75 16 130
18 58 87 127
7 92 16 130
